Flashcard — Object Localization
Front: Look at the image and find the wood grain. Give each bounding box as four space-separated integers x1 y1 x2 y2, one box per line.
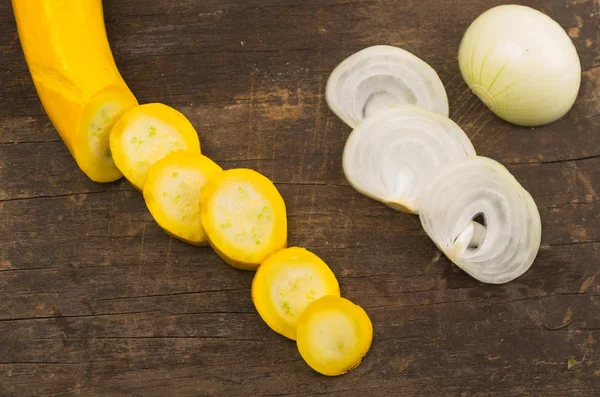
1 0 599 396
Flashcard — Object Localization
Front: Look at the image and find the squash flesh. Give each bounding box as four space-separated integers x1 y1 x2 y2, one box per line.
296 296 373 376
252 247 340 340
110 103 201 190
144 152 222 245
200 169 287 270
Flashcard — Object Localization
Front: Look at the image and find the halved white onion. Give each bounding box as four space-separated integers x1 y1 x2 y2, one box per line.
326 45 449 128
419 156 541 284
343 104 476 213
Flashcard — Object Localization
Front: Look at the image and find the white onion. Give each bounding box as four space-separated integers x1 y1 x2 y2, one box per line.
419 156 541 284
342 104 476 213
459 5 581 126
326 45 449 128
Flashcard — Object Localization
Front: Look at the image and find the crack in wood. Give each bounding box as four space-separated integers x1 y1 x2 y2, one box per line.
88 287 250 302
507 154 600 165
0 189 126 203
0 310 158 323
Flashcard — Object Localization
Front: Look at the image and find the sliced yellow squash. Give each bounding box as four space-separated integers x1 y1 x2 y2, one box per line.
110 103 201 190
12 0 138 182
296 296 373 376
252 247 340 340
143 151 222 245
200 168 287 270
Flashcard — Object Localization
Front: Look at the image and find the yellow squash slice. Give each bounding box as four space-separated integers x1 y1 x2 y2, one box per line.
143 152 223 245
110 103 201 190
296 296 373 376
200 169 287 270
12 0 138 182
252 247 340 340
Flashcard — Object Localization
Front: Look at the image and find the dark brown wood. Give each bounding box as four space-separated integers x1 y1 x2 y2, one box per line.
1 0 599 395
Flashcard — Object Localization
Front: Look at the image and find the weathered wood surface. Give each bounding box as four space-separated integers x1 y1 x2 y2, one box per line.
1 0 599 395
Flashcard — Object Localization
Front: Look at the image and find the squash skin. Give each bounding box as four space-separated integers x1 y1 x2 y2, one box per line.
12 0 138 182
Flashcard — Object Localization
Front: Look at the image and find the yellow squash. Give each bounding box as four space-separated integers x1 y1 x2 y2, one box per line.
296 296 373 376
143 152 222 245
13 0 138 182
109 103 202 190
200 169 288 270
252 247 340 340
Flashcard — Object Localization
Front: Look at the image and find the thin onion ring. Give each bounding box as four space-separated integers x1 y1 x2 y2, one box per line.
419 156 541 284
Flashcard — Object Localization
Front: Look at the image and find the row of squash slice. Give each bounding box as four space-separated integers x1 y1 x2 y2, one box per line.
13 0 372 376
115 103 373 376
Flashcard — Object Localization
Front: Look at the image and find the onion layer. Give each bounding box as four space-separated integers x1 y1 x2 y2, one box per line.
419 156 541 284
326 45 449 128
458 5 581 126
343 104 476 213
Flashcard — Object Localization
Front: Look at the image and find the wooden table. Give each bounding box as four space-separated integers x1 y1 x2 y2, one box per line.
1 1 599 396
